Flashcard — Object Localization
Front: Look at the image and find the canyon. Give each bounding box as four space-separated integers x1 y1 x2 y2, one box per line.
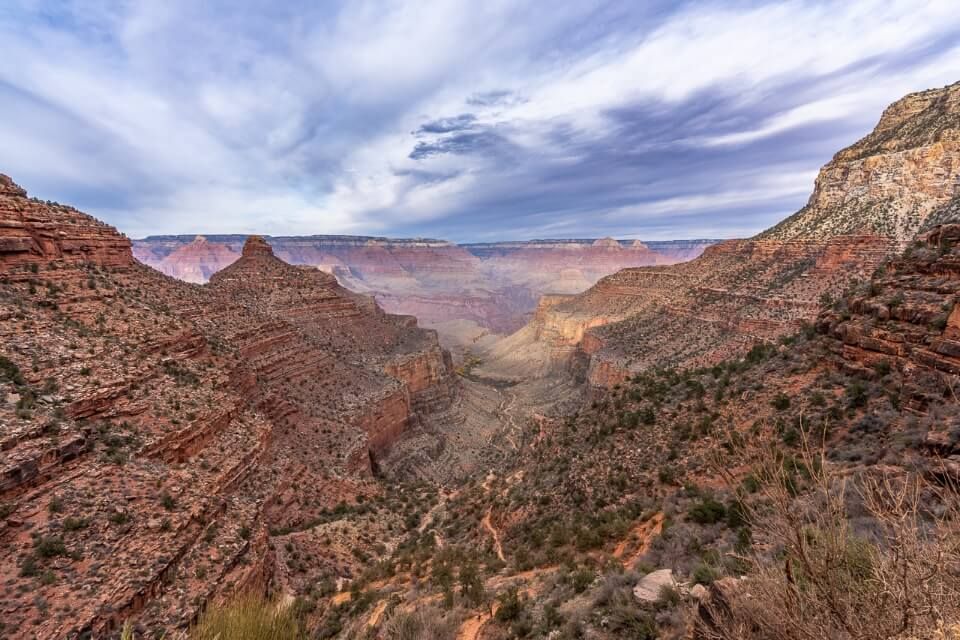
132 235 716 349
2 80 960 640
0 177 461 636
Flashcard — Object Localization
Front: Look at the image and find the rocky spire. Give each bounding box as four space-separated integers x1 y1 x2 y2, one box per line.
242 235 274 258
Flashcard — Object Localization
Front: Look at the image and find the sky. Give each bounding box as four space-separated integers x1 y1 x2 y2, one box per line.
1 1 960 242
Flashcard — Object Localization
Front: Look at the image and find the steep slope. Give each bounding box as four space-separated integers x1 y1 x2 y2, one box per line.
320 220 960 640
485 82 960 385
0 177 458 637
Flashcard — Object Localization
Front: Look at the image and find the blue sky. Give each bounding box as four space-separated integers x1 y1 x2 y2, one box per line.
1 1 960 241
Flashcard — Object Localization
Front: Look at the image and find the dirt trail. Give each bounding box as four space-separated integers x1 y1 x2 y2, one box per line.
457 603 500 640
455 574 551 639
482 509 506 562
367 600 388 628
613 512 665 568
495 390 523 450
419 490 456 549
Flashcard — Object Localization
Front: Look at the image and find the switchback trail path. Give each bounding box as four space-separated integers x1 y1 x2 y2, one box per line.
493 387 524 451
482 508 506 562
366 600 388 628
614 512 665 568
418 489 457 549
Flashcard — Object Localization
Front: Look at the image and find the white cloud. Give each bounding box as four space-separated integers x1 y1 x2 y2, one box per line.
0 0 958 239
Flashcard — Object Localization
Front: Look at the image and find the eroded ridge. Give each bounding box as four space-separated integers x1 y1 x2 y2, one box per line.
0 178 458 636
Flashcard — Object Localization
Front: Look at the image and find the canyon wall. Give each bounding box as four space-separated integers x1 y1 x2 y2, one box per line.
762 84 960 243
1 175 133 271
483 81 960 388
0 181 459 636
132 234 716 340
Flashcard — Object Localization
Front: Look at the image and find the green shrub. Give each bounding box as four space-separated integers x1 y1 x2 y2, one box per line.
688 498 727 525
692 562 719 585
771 393 791 411
601 590 657 638
34 536 67 558
109 511 132 526
571 567 595 594
846 382 868 409
20 554 38 577
48 496 64 513
0 356 25 386
63 517 89 532
382 606 457 640
495 588 525 623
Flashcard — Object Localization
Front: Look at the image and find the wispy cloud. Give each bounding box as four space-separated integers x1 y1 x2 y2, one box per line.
0 0 958 240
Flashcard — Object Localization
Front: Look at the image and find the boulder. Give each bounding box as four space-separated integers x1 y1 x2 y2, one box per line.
633 568 676 602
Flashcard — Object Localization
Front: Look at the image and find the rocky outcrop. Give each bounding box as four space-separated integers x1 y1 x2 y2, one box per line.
0 174 133 272
633 569 677 602
819 223 960 410
762 82 960 244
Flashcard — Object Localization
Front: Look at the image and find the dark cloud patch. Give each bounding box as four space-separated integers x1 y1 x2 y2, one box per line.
415 113 477 135
409 130 506 159
394 69 893 241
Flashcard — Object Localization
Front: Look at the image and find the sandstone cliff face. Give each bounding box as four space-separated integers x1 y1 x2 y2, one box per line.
762 82 960 243
0 174 133 271
0 187 458 636
485 84 960 387
133 235 240 283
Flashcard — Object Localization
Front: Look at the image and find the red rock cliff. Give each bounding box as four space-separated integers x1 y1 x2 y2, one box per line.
0 174 133 272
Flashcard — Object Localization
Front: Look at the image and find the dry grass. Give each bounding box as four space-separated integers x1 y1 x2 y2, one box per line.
189 593 303 640
704 433 960 640
381 605 460 640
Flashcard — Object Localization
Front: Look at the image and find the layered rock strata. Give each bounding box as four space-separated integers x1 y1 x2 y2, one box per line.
762 83 960 243
0 179 458 637
132 235 715 338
